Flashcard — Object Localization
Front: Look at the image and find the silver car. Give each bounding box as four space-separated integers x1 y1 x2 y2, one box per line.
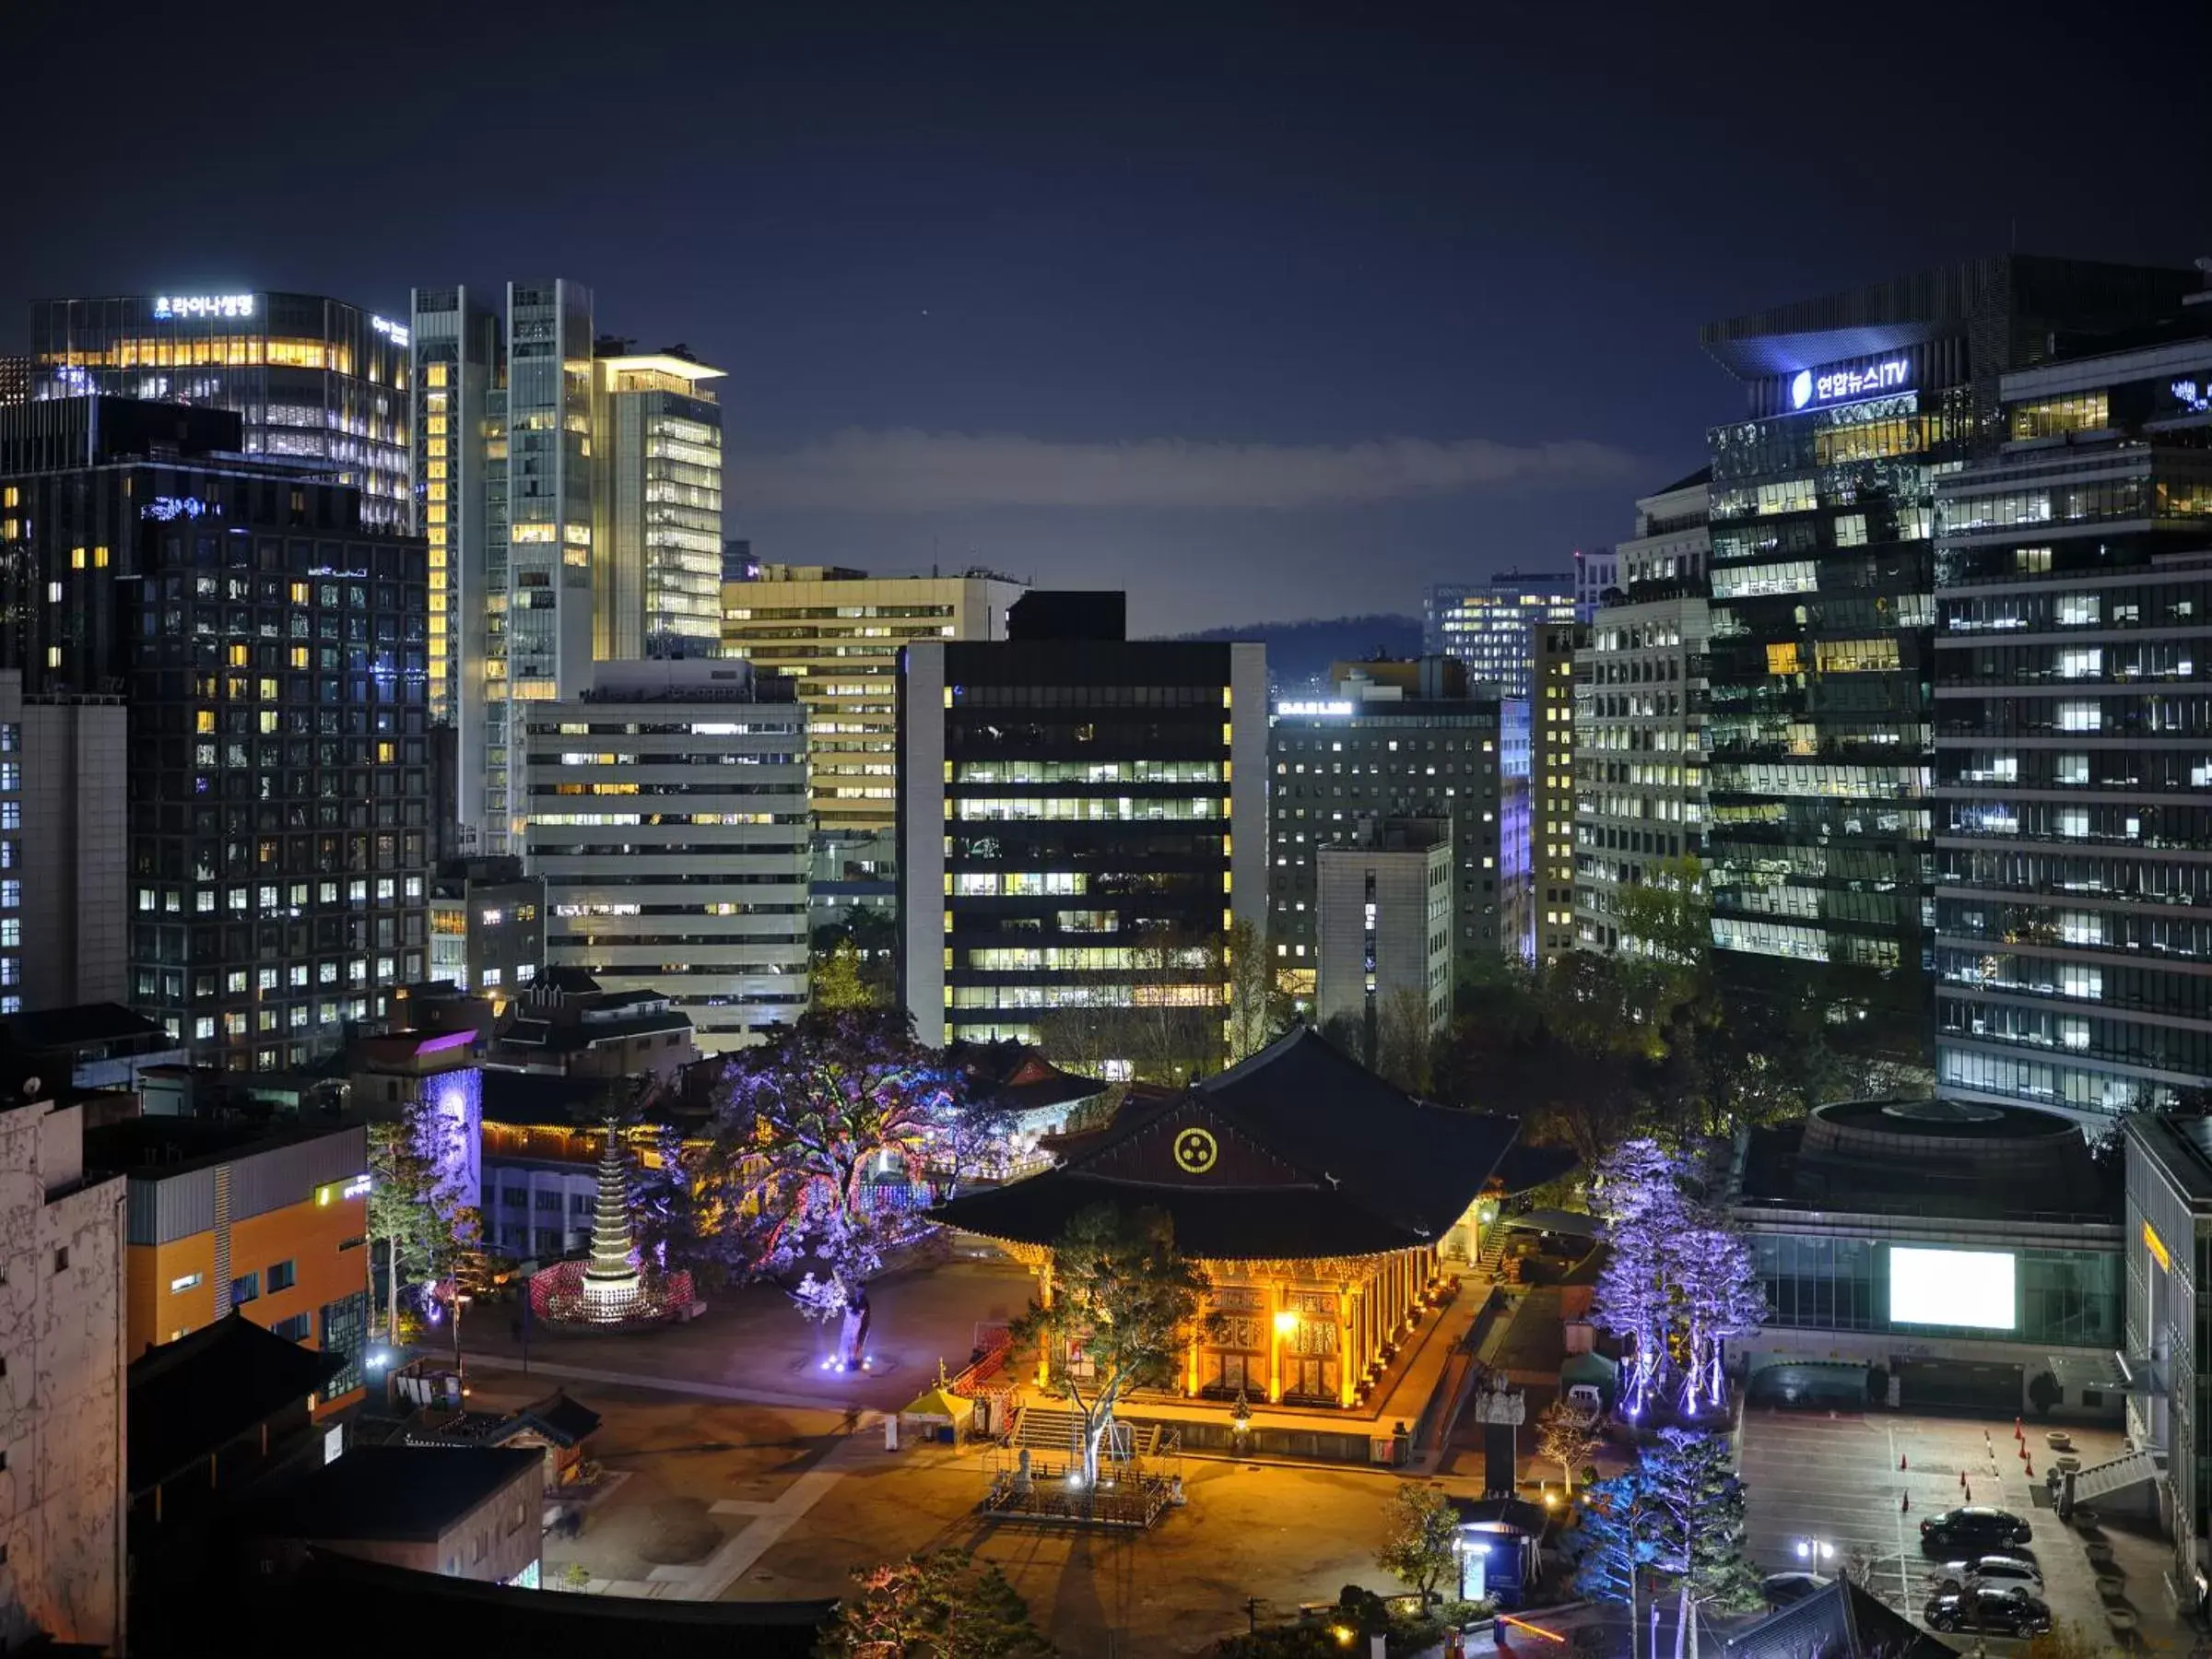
1932 1554 2041 1594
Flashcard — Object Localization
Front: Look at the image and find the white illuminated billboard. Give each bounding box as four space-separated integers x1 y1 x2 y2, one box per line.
1889 1247 2016 1331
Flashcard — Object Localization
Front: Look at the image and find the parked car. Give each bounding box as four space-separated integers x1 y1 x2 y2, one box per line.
1759 1571 1830 1608
1918 1506 2031 1554
1931 1553 2041 1594
1923 1586 2052 1637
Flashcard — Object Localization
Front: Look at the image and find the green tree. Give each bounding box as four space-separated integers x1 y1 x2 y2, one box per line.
1609 854 1711 978
1224 915 1287 1064
1374 986 1438 1096
812 938 881 1011
1570 1472 1655 1606
1376 1481 1461 1605
366 1097 477 1346
1009 1205 1212 1489
817 1547 1055 1658
1643 1426 1762 1657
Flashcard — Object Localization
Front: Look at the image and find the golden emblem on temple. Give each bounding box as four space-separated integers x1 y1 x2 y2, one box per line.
1172 1127 1218 1174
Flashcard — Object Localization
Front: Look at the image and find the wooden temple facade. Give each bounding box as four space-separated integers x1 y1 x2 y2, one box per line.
938 1027 1531 1412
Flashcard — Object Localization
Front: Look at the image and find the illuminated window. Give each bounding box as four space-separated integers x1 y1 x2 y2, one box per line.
1765 642 1801 676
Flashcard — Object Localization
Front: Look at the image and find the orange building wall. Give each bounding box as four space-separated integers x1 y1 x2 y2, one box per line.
124 1191 370 1409
124 1234 218 1356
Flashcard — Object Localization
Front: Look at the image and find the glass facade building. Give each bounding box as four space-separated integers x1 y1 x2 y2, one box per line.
29 291 412 526
899 606 1266 1058
1574 472 1713 957
0 398 429 1067
1423 571 1577 701
1696 256 2197 1056
1267 660 1524 985
411 279 597 854
1934 324 2212 1118
593 350 725 659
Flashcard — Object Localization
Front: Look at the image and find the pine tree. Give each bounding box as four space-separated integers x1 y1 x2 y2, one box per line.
816 1548 1054 1658
1669 1224 1768 1417
366 1096 477 1344
1642 1427 1762 1659
1590 1137 1691 1416
1570 1472 1655 1606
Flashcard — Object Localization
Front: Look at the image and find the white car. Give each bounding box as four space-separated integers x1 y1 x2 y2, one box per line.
1932 1554 2041 1594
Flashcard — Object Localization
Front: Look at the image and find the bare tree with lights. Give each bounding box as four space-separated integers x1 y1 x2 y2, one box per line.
1536 1395 1606 1496
711 1008 954 1371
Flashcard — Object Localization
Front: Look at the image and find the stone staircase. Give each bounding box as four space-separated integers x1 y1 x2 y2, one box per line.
1006 1406 1159 1464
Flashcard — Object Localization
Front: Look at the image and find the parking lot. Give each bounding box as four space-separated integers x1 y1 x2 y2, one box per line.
1739 1406 2198 1652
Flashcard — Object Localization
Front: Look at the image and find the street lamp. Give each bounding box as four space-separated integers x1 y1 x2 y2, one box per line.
1794 1537 1836 1568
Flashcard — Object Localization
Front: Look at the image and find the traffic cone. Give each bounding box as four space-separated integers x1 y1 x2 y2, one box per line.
1963 1484 1971 1501
2015 1418 2024 1441
1900 1453 1908 1470
2019 1443 2030 1462
1960 1470 1969 1488
1901 1491 1911 1513
2025 1457 2033 1477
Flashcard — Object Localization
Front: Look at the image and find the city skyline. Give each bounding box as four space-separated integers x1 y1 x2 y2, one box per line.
7 1 2197 635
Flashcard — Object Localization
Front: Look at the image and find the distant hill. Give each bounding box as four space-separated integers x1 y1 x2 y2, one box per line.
1166 613 1423 694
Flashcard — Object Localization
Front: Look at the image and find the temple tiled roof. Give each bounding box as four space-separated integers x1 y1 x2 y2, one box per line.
935 1027 1522 1260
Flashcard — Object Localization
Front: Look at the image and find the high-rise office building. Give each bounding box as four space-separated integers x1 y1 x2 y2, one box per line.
1424 571 1578 700
898 593 1265 1060
1 669 129 1010
593 345 725 660
1574 546 1618 618
1269 656 1525 989
411 284 728 856
0 1084 126 1653
29 290 412 526
1532 620 1583 963
1933 309 2212 1120
1698 255 2196 1054
1573 472 1713 957
407 288 500 729
522 659 809 1051
723 565 1027 837
0 396 430 1066
1314 818 1453 1042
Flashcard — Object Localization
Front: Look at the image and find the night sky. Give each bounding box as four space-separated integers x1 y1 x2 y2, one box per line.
8 1 2202 634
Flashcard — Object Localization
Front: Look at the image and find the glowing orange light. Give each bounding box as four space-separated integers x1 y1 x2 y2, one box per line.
1498 1616 1567 1643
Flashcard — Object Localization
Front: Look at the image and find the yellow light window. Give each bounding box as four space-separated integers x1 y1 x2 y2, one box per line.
71 547 86 570
1766 642 1801 676
227 643 249 667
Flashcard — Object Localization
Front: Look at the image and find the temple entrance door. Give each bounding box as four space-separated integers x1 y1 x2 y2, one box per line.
1209 1353 1260 1393
1287 1357 1330 1401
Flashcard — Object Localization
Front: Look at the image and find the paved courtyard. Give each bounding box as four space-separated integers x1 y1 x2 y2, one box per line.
1741 1406 2199 1653
446 1244 1036 1414
457 1363 1436 1655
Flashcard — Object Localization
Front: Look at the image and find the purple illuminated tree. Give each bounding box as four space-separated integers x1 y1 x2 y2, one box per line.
710 1008 956 1369
1589 1138 1691 1418
1670 1224 1767 1417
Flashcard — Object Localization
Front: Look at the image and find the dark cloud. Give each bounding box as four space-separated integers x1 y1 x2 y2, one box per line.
730 428 1646 512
